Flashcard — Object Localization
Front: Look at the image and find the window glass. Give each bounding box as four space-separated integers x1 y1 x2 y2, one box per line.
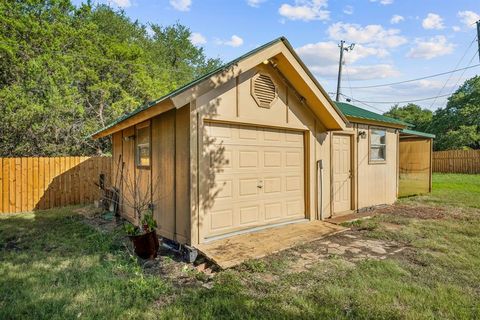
136 125 150 167
370 129 386 162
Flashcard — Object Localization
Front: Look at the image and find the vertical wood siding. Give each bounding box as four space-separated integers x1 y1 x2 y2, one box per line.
0 156 111 214
433 150 480 174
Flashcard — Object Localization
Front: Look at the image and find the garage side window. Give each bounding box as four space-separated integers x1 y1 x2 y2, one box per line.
136 123 150 167
370 128 386 162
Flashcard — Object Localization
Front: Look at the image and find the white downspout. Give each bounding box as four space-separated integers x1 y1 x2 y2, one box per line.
317 160 324 220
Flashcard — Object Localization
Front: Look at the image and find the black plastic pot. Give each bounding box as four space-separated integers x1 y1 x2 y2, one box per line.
129 231 159 259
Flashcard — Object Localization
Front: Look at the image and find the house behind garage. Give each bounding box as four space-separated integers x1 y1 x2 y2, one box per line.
91 37 434 246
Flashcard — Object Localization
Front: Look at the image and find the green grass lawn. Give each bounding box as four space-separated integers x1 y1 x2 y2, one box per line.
1 173 479 319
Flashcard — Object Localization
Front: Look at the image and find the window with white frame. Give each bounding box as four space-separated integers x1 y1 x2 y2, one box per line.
370 128 386 162
136 123 150 167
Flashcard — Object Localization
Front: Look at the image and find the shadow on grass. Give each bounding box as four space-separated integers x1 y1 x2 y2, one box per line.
0 208 167 319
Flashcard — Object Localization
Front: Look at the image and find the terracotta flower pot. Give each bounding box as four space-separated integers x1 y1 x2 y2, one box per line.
129 230 159 259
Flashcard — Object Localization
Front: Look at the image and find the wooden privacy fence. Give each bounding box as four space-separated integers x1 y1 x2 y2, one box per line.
433 150 480 174
0 157 111 214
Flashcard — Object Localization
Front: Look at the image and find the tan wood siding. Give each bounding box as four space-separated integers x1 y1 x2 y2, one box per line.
175 106 191 243
356 125 398 208
122 127 136 221
151 110 176 240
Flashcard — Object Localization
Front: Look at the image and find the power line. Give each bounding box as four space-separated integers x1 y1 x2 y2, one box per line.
347 37 478 90
349 64 479 89
428 38 478 109
342 93 452 104
447 49 479 98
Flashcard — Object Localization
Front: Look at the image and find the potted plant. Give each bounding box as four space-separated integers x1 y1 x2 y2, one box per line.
124 210 160 259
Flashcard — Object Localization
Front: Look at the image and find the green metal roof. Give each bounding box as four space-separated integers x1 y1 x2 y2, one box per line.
401 128 435 139
334 101 411 127
90 37 287 138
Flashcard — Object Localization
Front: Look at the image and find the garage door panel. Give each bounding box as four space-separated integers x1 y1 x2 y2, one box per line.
239 178 260 197
239 150 259 168
239 206 260 225
265 202 283 220
215 179 233 200
238 126 258 140
286 151 302 167
263 129 282 142
263 177 281 194
208 122 232 139
285 131 303 143
204 122 305 238
285 176 302 192
210 209 234 230
286 199 303 217
264 151 282 167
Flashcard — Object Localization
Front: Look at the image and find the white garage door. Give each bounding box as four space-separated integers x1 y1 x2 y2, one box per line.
203 122 305 238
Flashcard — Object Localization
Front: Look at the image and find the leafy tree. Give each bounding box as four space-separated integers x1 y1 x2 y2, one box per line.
431 76 480 150
0 0 221 156
384 103 433 132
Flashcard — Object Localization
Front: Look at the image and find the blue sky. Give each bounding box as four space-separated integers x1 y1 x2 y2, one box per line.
74 0 479 112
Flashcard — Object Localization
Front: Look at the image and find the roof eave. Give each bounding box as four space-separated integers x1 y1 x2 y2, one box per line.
91 99 175 139
346 116 408 129
280 38 348 127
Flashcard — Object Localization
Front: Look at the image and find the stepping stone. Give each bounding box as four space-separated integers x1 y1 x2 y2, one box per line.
369 246 387 254
346 247 362 254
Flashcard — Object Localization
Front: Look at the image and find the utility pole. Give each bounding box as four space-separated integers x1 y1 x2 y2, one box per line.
477 20 480 63
335 40 355 102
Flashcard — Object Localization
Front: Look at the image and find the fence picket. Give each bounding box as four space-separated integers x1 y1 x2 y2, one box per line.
0 156 111 214
433 150 480 174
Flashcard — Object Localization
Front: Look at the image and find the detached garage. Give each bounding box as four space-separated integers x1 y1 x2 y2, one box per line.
91 37 433 248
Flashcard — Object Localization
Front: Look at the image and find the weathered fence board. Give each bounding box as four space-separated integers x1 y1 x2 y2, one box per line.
433 150 480 174
0 156 111 214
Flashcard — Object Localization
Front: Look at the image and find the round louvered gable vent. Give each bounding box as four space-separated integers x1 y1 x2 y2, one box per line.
251 73 278 109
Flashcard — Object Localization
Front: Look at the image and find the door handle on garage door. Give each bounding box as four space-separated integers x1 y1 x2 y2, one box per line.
257 180 263 188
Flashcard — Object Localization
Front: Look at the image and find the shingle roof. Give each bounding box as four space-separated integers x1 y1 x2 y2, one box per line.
334 101 411 127
401 128 435 139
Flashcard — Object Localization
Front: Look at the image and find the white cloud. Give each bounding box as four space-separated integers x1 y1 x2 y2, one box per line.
109 0 131 8
190 32 206 45
407 36 455 60
452 26 461 32
458 11 480 28
278 0 330 22
390 15 404 24
343 5 354 15
247 0 266 7
422 13 444 30
297 41 388 65
327 22 407 48
170 0 191 11
217 35 244 47
370 0 393 5
296 41 396 80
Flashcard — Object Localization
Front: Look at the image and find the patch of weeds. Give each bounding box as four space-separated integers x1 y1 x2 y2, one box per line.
240 259 268 273
343 219 379 231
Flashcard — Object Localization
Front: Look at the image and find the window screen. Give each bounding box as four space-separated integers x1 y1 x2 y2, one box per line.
136 125 150 167
370 129 386 162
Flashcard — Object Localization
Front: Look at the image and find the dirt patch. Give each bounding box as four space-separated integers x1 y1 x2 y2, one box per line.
258 230 409 275
75 206 124 232
380 222 404 231
377 205 448 220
